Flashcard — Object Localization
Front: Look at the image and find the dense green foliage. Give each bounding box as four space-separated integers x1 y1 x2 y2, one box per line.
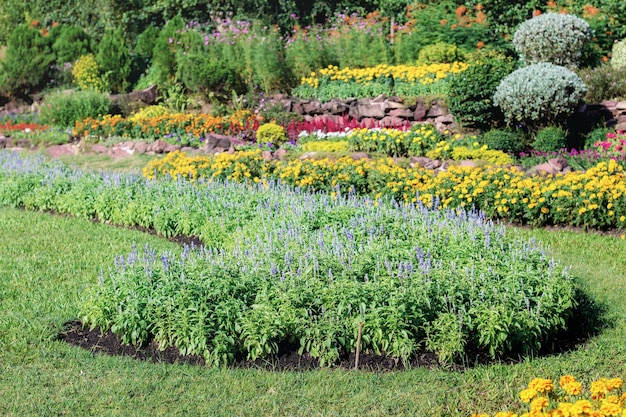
0 24 55 99
39 90 112 127
447 57 516 129
479 128 526 154
96 27 133 93
533 126 568 152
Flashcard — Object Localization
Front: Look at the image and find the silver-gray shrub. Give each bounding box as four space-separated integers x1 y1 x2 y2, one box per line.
513 13 592 69
493 63 587 131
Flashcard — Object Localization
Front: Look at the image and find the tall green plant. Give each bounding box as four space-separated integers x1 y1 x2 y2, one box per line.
0 24 55 99
96 27 132 93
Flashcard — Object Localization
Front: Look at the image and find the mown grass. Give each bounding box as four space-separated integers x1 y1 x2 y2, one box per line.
1 208 626 416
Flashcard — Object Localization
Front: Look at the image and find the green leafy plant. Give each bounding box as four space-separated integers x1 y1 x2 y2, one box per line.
447 58 516 129
39 90 112 127
0 24 55 99
96 27 132 93
578 64 626 103
533 126 568 152
417 42 466 65
480 128 526 154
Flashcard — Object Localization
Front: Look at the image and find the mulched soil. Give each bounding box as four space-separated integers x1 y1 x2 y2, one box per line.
58 319 593 371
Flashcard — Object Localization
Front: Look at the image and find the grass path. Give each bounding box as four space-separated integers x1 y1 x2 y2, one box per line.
1 208 626 416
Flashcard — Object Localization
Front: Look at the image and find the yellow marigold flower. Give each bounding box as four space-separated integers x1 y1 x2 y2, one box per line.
521 388 539 403
530 397 549 411
529 378 554 394
600 401 621 416
564 381 583 396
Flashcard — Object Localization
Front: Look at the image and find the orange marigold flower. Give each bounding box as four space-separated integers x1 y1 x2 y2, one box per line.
440 19 448 25
456 5 468 16
532 9 542 17
475 4 484 11
476 41 485 49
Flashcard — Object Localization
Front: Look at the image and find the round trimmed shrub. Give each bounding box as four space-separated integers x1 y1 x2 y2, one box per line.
256 123 287 146
533 126 568 152
513 13 592 69
611 39 626 69
493 63 587 131
447 58 516 129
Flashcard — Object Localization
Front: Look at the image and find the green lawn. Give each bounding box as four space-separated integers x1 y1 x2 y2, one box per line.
1 208 625 416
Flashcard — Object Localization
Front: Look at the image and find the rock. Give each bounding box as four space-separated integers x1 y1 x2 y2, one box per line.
47 144 77 158
350 152 371 160
360 118 378 128
15 138 31 148
413 101 428 121
203 134 232 152
435 113 455 124
616 122 626 131
303 100 323 115
425 159 442 170
371 94 387 103
426 104 445 118
125 84 160 105
181 146 195 153
134 142 148 154
0 136 9 149
91 144 107 154
457 160 477 168
292 100 306 116
388 108 413 118
548 157 568 172
616 101 626 111
385 100 405 110
108 147 132 158
321 100 348 115
410 156 432 168
163 143 181 153
211 146 227 154
380 116 405 127
150 139 169 154
299 152 318 160
357 102 385 119
274 148 288 160
533 163 558 176
122 141 135 150
261 150 273 161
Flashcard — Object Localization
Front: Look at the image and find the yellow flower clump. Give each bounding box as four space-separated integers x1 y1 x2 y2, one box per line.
143 152 626 230
300 62 469 88
72 54 107 92
471 375 626 417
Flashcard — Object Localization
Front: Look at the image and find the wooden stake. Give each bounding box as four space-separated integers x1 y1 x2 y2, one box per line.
354 321 363 370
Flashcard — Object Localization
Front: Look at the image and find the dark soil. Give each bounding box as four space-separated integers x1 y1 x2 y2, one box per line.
58 318 596 372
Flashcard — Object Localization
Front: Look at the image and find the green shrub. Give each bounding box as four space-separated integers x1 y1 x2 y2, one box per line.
611 39 626 69
39 90 112 127
96 27 133 93
513 13 592 69
493 63 588 132
417 42 465 65
447 58 516 129
256 123 287 146
577 64 626 103
176 53 245 98
135 25 160 63
480 129 526 154
533 126 568 152
151 16 185 85
0 24 55 99
50 25 92 65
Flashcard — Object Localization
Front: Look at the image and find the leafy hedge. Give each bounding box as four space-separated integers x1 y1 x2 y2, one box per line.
0 151 576 366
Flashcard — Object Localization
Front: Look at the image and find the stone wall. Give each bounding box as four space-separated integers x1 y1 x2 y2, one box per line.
263 94 456 133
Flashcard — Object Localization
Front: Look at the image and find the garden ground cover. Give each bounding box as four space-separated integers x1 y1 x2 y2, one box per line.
1 208 626 416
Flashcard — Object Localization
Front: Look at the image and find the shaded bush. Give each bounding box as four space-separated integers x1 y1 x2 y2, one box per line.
447 58 516 129
96 27 133 93
480 128 526 154
0 24 55 99
533 126 568 152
